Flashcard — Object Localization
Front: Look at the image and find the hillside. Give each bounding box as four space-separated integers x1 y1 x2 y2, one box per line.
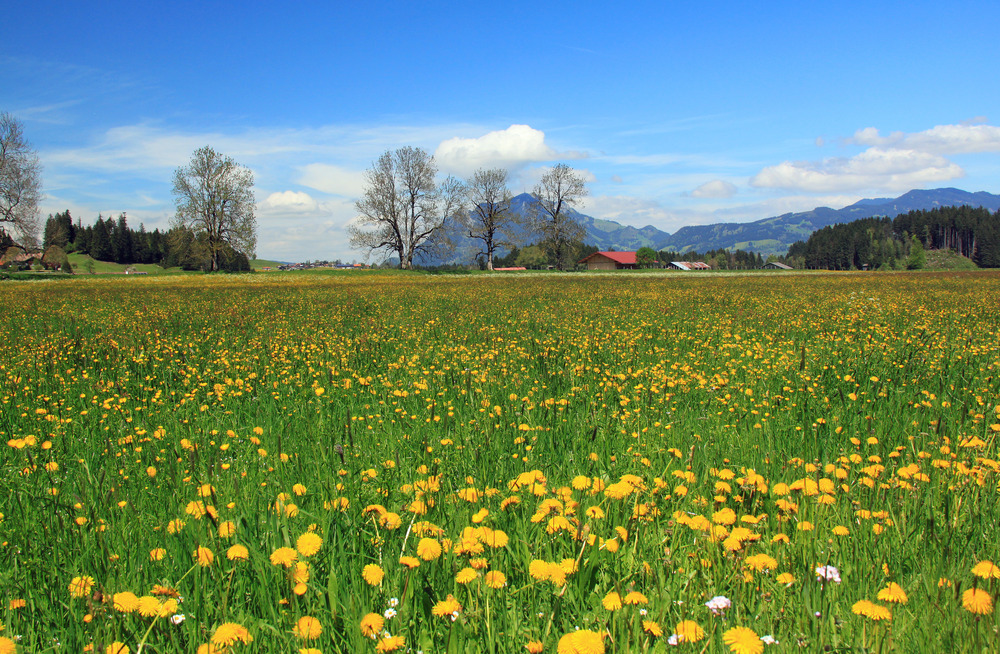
657 188 1000 255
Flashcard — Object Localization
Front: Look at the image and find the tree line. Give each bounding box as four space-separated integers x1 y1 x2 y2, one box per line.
38 210 250 272
785 205 1000 270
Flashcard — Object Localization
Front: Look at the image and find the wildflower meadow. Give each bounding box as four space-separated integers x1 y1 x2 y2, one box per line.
1 270 998 653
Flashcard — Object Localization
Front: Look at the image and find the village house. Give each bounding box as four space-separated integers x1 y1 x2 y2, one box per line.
578 251 638 270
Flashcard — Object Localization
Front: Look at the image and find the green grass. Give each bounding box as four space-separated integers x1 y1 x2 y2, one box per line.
0 271 998 652
67 253 186 275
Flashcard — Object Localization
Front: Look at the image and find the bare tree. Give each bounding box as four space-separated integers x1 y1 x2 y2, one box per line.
350 146 461 269
171 146 256 271
532 163 587 271
0 112 42 247
461 168 524 271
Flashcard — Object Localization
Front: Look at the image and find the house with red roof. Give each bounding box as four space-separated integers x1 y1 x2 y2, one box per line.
578 251 638 270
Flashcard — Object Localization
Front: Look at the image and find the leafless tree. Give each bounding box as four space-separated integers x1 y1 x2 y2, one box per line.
0 112 42 247
171 146 256 271
532 163 587 271
350 146 461 269
460 168 525 271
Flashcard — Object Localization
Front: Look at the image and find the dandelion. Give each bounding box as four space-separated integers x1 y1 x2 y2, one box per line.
776 572 795 585
972 560 1000 579
270 547 298 567
294 616 323 640
149 548 166 561
674 620 705 643
106 643 129 654
723 626 764 654
623 591 648 605
962 588 993 615
526 641 544 653
602 591 623 611
218 521 236 538
398 555 420 569
456 567 478 584
361 612 384 637
416 537 442 561
227 544 250 561
374 635 406 652
432 595 462 618
113 591 140 613
362 564 385 586
296 532 323 557
138 596 162 618
557 629 605 654
877 582 908 604
642 620 662 636
212 622 253 646
194 546 214 567
485 570 507 588
0 638 15 654
68 575 95 598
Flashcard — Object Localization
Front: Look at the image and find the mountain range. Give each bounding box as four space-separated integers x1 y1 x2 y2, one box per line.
432 188 1000 264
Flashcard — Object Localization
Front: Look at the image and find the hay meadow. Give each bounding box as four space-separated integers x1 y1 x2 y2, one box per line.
1 270 998 653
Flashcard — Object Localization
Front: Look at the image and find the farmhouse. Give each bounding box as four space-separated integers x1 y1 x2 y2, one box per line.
578 251 638 270
762 261 793 270
669 261 711 271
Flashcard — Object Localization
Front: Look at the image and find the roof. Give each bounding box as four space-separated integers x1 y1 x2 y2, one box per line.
764 261 793 270
579 251 638 265
670 261 711 270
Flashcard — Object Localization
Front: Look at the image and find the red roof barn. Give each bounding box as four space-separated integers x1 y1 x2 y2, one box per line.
578 251 638 270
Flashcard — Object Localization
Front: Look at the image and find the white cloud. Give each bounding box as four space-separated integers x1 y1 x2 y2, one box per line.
690 180 737 199
750 148 964 193
434 125 561 176
260 190 320 214
848 122 1000 155
297 164 367 197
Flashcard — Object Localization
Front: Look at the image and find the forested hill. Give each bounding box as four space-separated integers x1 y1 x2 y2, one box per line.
787 204 1000 270
657 188 1000 256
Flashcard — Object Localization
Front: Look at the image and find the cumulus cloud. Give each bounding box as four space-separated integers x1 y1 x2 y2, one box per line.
259 190 320 214
434 125 563 176
848 122 1000 155
750 148 964 193
690 179 737 199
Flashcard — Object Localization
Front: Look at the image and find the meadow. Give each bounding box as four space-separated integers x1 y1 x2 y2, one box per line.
0 270 998 653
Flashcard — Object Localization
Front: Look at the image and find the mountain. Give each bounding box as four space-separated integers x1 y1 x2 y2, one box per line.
656 188 1000 255
424 188 1000 265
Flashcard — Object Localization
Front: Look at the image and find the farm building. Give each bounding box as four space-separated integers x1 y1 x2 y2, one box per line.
762 261 793 270
578 251 638 270
669 261 711 271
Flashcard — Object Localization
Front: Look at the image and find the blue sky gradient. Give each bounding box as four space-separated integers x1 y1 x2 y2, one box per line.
4 1 1000 261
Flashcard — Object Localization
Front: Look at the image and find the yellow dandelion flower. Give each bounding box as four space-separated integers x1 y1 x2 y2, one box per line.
602 591 622 611
113 592 140 613
485 570 507 589
432 594 462 617
456 567 478 584
227 544 249 561
212 622 253 646
218 521 236 538
362 564 385 586
972 561 1000 579
106 642 129 654
877 582 908 604
722 626 763 654
526 640 544 653
962 588 993 615
557 629 604 654
398 555 420 569
416 538 442 561
296 532 323 557
360 612 384 637
623 591 648 605
149 548 166 561
138 596 162 618
776 572 795 585
0 637 15 654
674 620 705 643
270 547 298 567
294 616 323 640
68 576 95 598
374 635 406 652
194 546 214 567
642 620 662 636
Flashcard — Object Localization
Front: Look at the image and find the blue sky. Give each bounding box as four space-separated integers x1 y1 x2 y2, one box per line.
4 1 1000 262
